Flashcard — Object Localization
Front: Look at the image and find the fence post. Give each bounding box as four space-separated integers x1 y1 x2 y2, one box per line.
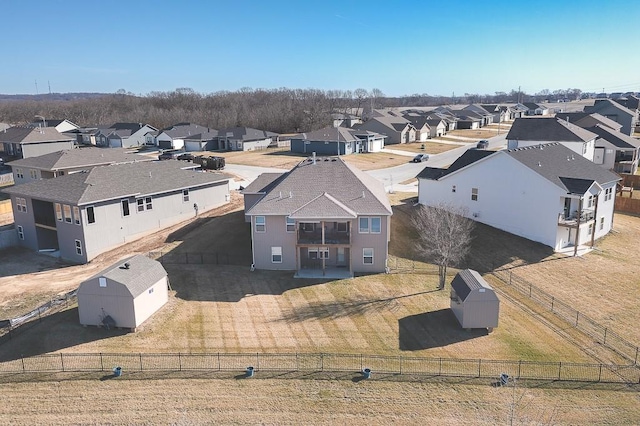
551 297 554 312
529 283 532 298
321 353 324 372
178 353 182 371
217 353 220 371
399 356 403 375
100 353 104 372
21 355 25 372
477 359 481 377
575 311 579 327
598 364 602 382
509 271 512 285
139 353 143 371
603 328 607 345
60 353 65 372
439 357 442 376
558 362 562 380
518 360 522 379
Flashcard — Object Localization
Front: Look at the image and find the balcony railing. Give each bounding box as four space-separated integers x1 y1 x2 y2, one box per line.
297 230 350 245
558 209 595 226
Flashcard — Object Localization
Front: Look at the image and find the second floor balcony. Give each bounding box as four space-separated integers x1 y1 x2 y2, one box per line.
558 209 595 226
297 222 351 245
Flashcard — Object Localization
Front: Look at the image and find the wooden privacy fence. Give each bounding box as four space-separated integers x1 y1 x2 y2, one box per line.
614 196 640 214
1 352 639 384
493 270 640 365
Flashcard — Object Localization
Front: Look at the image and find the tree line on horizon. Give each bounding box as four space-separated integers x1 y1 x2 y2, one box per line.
0 86 586 134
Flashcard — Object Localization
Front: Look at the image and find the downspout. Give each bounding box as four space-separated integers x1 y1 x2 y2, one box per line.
250 216 256 271
574 197 583 257
321 221 326 276
590 192 600 248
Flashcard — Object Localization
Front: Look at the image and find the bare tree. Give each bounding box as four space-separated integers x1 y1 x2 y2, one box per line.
411 203 475 290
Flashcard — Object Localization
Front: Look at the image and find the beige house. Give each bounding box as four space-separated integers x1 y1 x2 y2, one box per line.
242 156 393 278
450 269 499 331
77 254 169 330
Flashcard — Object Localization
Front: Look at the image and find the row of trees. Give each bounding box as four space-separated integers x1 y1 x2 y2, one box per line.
0 86 586 133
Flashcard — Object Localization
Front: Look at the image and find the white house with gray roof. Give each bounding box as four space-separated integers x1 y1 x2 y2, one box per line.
354 116 416 144
216 127 278 151
417 143 620 253
7 147 153 185
155 123 212 150
506 117 597 161
3 161 230 263
78 254 168 330
242 156 393 277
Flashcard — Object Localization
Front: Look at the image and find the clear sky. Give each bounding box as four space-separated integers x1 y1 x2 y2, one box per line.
2 0 639 97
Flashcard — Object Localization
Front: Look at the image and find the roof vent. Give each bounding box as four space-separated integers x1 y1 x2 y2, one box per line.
362 191 366 198
123 262 130 269
289 191 292 198
538 162 542 167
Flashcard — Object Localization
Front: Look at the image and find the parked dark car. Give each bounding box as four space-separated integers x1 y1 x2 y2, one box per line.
476 140 489 149
177 153 194 161
412 153 429 163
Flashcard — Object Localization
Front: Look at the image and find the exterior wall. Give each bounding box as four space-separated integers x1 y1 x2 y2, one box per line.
291 139 352 155
590 104 634 135
244 193 264 222
184 141 207 152
240 138 271 151
131 276 169 327
9 195 39 253
82 181 229 262
251 215 298 270
418 153 568 249
451 292 499 329
0 226 18 249
593 141 616 170
21 141 74 159
357 120 402 144
109 137 123 148
77 278 136 327
507 139 595 161
250 214 390 273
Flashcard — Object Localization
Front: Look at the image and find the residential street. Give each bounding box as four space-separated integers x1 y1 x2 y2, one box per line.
225 132 508 193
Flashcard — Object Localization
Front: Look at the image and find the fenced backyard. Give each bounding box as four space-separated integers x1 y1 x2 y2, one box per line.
1 351 638 384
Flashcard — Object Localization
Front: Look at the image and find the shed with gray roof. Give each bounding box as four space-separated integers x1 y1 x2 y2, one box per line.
450 269 499 331
77 254 169 330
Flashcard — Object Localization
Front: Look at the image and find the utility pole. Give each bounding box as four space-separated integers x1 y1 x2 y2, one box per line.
48 80 51 94
35 80 38 95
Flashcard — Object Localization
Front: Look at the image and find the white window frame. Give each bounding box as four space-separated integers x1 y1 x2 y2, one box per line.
183 189 190 202
75 239 83 256
605 187 612 201
30 169 37 179
17 225 24 240
63 205 72 223
271 246 282 263
286 216 295 232
86 206 96 224
255 216 266 233
359 217 370 233
319 247 329 259
471 188 478 201
370 217 381 234
145 196 153 210
588 223 594 235
137 198 145 212
16 197 27 213
15 168 23 179
73 206 81 225
55 203 63 221
308 247 318 259
587 195 594 208
599 217 605 230
363 248 374 264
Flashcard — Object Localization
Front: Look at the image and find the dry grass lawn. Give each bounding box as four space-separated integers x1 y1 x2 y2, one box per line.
1 373 638 425
381 141 461 155
200 147 410 171
448 126 509 140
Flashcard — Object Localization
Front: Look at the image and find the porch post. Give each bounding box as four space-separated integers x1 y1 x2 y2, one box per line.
574 198 583 257
295 223 300 273
590 192 599 248
321 221 326 275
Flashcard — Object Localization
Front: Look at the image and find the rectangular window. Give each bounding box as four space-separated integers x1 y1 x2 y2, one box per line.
319 247 329 259
17 225 24 240
16 197 27 213
63 205 72 223
587 195 594 208
121 199 130 216
452 185 456 193
588 223 594 235
471 188 478 201
370 217 381 234
137 198 144 212
86 206 95 224
73 206 80 225
145 197 153 210
600 217 605 230
359 217 369 233
286 216 295 232
183 189 189 202
337 222 348 232
363 248 374 264
55 203 63 221
75 239 83 255
271 246 282 263
604 187 612 201
16 168 23 179
30 170 37 179
255 216 266 233
99 277 107 287
148 287 154 294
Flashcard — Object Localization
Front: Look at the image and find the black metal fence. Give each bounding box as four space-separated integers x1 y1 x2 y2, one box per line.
1 352 638 384
493 270 640 365
147 251 250 266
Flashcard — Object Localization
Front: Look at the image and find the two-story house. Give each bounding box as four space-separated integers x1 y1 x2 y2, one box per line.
354 116 416 144
155 123 212 150
506 117 598 161
585 99 637 136
0 127 75 159
417 143 620 254
290 126 386 155
242 156 393 277
95 123 158 148
3 160 230 263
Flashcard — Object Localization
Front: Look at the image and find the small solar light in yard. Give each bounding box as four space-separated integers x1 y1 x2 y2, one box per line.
113 366 122 377
362 368 371 379
500 372 509 386
246 366 255 378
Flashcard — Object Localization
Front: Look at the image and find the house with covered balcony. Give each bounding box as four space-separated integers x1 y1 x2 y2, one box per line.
242 156 393 277
417 143 620 254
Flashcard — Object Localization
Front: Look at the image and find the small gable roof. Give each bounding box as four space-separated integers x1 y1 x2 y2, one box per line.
506 118 597 142
0 127 74 144
85 254 167 298
6 147 152 171
451 269 496 302
416 149 494 180
589 124 640 149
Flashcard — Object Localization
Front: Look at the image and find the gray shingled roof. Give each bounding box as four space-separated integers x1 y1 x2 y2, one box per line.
451 269 495 302
183 130 219 141
3 160 231 205
0 127 74 144
506 118 597 142
246 156 392 217
87 254 167 298
588 124 640 149
161 123 210 139
241 173 285 194
505 143 620 192
416 150 493 180
555 112 623 131
6 147 152 171
218 127 278 141
586 99 636 117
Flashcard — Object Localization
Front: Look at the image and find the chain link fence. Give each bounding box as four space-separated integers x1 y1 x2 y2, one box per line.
0 352 638 383
493 269 640 365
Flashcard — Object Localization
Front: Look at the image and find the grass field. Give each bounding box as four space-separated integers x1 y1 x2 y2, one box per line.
1 373 638 425
379 141 462 155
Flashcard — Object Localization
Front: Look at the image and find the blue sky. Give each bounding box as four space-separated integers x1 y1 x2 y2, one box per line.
2 0 639 96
